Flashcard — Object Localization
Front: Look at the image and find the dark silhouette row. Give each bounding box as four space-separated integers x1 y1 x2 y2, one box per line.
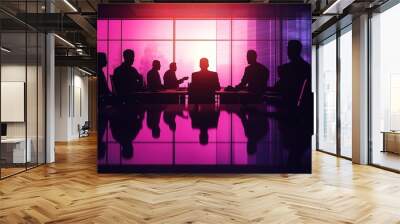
99 40 311 110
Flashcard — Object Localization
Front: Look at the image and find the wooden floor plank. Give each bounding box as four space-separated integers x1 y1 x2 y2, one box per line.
0 135 400 223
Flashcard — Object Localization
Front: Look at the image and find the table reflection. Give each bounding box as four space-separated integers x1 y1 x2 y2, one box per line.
98 104 311 173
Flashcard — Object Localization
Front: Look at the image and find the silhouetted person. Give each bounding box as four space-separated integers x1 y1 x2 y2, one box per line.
235 50 269 95
146 105 163 139
98 52 111 98
275 40 312 172
189 104 220 145
110 105 145 159
113 49 144 96
147 60 164 91
275 40 312 133
235 106 268 154
189 58 220 103
163 62 189 89
98 52 111 159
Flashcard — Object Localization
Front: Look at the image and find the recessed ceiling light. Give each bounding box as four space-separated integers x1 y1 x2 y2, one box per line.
78 67 94 76
63 0 78 12
54 34 75 48
1 47 11 53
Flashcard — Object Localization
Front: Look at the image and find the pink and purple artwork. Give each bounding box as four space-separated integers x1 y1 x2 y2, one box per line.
97 4 312 173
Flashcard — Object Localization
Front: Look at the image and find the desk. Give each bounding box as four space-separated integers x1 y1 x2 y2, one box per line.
382 131 400 154
1 138 31 164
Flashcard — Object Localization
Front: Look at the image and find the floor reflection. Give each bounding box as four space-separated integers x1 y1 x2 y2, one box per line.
98 104 311 173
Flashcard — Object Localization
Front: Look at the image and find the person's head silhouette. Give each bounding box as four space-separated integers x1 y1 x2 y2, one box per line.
170 62 177 72
199 129 209 145
152 60 161 71
247 50 257 65
152 126 161 139
98 52 107 69
288 40 302 61
199 58 209 71
123 49 135 66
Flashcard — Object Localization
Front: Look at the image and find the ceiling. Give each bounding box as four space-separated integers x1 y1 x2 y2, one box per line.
0 0 388 69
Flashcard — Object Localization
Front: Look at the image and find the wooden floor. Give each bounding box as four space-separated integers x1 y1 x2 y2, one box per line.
1 135 400 224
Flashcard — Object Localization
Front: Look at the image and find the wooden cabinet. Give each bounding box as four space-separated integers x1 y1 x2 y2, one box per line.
382 131 400 154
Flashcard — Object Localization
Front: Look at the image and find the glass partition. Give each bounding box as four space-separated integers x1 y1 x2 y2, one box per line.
370 3 400 171
339 28 352 158
0 1 46 179
317 36 337 154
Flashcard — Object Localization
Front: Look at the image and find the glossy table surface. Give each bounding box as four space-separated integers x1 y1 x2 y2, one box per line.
98 103 311 173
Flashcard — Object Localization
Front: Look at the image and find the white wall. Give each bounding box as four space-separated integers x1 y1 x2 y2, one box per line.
1 63 46 163
55 67 89 141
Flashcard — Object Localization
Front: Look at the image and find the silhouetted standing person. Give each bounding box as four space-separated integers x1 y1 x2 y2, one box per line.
276 40 312 171
235 50 269 95
113 49 144 96
163 62 188 89
147 60 164 91
275 40 312 133
189 58 220 103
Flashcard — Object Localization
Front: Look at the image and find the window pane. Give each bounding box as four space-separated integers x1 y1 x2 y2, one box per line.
232 41 276 87
97 20 108 40
175 41 217 83
122 20 173 40
175 20 231 40
108 41 121 80
317 38 337 154
122 143 173 165
109 20 121 40
121 41 173 83
282 19 311 41
232 20 275 40
371 4 400 171
176 20 216 40
1 32 27 177
339 30 352 158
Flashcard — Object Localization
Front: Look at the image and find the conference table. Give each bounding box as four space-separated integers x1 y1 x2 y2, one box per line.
103 89 281 104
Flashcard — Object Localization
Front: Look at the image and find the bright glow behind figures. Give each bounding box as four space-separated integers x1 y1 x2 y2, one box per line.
97 3 312 173
97 17 311 88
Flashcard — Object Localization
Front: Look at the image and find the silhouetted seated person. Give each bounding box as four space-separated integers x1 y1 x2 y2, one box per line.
113 49 144 96
163 62 189 89
234 50 269 95
98 52 110 159
146 105 163 139
147 60 164 91
163 104 187 131
110 105 145 159
188 58 220 104
275 40 312 132
235 107 268 154
189 104 220 145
